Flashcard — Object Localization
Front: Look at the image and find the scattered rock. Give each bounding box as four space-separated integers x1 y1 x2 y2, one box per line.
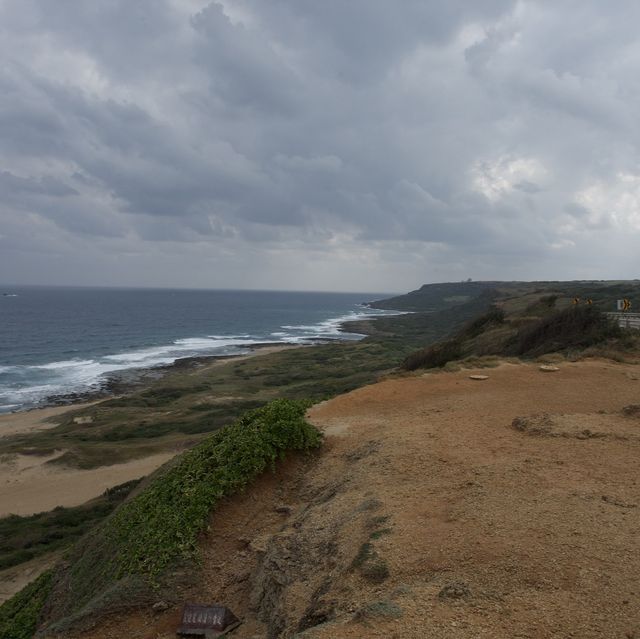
622 404 640 417
151 601 169 613
297 596 335 632
249 534 272 553
72 415 93 425
438 582 471 600
602 495 637 509
469 375 489 381
274 504 292 515
539 365 560 372
511 414 618 440
511 415 554 436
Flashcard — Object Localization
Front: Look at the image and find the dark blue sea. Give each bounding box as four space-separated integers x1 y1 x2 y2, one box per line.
0 286 398 413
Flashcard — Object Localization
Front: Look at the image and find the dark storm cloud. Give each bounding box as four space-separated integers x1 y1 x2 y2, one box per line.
1 0 640 290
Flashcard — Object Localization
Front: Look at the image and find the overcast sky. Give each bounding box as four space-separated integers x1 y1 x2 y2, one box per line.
1 1 640 292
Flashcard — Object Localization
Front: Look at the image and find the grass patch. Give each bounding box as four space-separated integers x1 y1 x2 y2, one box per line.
360 559 390 582
357 514 394 576
351 542 374 569
369 528 392 540
0 570 53 639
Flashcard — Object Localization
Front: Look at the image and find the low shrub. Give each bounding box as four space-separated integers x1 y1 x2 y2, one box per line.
401 338 463 371
401 307 506 371
513 306 622 356
464 306 505 338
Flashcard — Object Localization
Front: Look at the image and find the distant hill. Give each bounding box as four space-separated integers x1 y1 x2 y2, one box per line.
400 279 640 371
372 279 640 314
369 281 501 312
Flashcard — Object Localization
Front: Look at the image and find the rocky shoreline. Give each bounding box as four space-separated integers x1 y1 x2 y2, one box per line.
39 342 299 409
13 318 372 413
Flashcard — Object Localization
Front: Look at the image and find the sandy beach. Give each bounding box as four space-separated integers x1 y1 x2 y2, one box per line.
0 403 98 438
0 450 175 517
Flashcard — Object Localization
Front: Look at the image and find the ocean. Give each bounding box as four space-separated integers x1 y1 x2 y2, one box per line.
0 286 398 413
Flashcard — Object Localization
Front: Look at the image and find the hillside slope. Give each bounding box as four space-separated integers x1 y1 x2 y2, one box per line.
79 359 640 638
369 281 499 311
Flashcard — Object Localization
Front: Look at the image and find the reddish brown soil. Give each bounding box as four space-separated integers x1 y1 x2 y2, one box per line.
79 360 640 638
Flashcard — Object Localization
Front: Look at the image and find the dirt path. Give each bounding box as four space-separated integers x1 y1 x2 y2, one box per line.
79 359 640 638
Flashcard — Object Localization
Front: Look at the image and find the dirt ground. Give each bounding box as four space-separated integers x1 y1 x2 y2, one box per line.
76 359 640 638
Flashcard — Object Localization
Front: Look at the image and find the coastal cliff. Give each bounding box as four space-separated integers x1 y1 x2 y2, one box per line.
2 280 640 638
65 359 640 638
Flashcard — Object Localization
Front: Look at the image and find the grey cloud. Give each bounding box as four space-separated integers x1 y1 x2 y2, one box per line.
1 0 640 290
191 3 303 114
0 172 78 197
513 181 543 194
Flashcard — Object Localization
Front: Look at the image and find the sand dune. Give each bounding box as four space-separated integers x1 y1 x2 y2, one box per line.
0 450 174 517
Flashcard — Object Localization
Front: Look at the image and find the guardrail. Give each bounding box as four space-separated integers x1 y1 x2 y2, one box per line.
607 312 640 330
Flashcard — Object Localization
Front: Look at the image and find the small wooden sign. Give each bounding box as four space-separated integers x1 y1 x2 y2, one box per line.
177 603 240 637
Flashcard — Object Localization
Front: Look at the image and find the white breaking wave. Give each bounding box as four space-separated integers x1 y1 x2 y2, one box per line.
0 306 407 413
31 359 96 371
280 307 407 341
0 334 275 413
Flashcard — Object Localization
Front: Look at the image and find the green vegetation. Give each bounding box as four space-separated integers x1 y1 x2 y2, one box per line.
351 513 393 582
402 282 640 371
28 399 321 633
402 336 464 371
369 281 499 311
105 399 320 581
0 479 140 571
0 570 53 639
351 541 375 569
514 305 621 356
